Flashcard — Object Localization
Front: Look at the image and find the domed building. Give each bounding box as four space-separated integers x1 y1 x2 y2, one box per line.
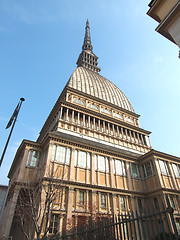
0 20 179 239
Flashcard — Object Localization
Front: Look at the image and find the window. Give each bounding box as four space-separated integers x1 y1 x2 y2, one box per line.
49 214 59 234
74 98 85 106
26 150 40 167
170 196 176 209
88 103 99 111
113 159 126 176
74 150 91 169
153 197 159 210
130 163 140 179
159 160 169 175
101 108 111 115
101 194 106 208
51 145 71 164
95 155 109 173
137 199 143 211
79 191 84 205
125 117 134 124
172 163 180 178
143 160 154 178
120 196 126 210
114 113 123 119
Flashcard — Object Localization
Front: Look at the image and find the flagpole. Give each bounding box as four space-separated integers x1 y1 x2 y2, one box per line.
0 98 25 167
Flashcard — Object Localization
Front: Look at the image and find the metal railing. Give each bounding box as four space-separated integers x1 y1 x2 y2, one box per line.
57 203 179 240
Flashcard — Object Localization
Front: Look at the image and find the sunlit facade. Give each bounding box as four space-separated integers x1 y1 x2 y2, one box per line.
0 20 180 239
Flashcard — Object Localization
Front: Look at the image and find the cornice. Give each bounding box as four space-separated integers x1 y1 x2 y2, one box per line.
47 131 141 161
43 177 145 196
138 149 180 162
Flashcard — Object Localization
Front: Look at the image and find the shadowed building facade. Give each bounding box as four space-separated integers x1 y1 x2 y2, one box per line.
147 0 180 57
0 20 180 239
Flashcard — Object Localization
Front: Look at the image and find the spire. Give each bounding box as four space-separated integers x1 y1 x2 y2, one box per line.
82 19 93 51
76 20 101 73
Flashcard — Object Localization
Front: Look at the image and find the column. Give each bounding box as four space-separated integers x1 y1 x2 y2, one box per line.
167 162 178 189
59 106 63 119
121 127 124 140
66 108 69 121
83 114 85 126
88 116 91 128
109 157 115 188
93 118 96 130
132 131 136 143
112 194 117 215
98 192 101 212
66 187 74 230
69 148 75 181
72 110 74 122
108 123 110 135
140 134 144 145
117 125 120 138
125 128 128 140
91 153 95 185
103 121 106 132
77 112 80 125
98 119 100 131
44 143 54 177
126 162 133 191
74 189 78 211
107 193 111 214
61 187 65 210
112 124 115 136
91 191 97 216
137 133 141 145
86 190 89 212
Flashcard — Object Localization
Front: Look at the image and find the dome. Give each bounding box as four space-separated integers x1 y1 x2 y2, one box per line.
67 66 134 113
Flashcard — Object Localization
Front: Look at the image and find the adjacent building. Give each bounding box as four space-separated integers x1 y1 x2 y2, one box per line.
0 20 180 239
147 0 180 57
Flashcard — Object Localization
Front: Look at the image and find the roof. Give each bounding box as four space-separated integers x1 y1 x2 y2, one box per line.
67 66 135 113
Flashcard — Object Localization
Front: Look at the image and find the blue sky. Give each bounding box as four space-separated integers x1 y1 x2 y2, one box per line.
0 0 180 185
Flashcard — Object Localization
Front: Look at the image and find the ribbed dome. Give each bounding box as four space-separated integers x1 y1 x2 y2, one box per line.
67 67 134 113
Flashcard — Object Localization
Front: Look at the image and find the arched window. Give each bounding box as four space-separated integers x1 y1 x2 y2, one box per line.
114 113 123 119
125 117 134 124
101 108 111 115
88 103 99 111
73 98 85 106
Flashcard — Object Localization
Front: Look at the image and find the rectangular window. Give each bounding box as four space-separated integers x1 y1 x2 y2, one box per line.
120 196 126 210
170 195 176 209
78 151 86 168
49 214 59 234
26 150 39 167
159 160 169 175
101 194 106 208
79 191 84 205
172 163 180 178
114 159 126 176
74 151 91 169
130 163 140 179
52 145 71 165
98 156 106 172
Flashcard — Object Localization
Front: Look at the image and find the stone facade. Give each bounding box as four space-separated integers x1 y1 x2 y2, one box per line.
0 20 180 239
